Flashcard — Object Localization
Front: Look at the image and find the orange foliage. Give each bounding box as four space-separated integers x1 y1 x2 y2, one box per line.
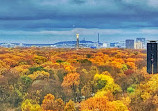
81 96 115 111
41 94 64 111
126 62 136 69
61 72 80 87
0 47 149 111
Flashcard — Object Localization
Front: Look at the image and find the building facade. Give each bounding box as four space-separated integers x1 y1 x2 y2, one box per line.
136 38 146 49
134 41 143 49
147 41 158 74
126 39 134 49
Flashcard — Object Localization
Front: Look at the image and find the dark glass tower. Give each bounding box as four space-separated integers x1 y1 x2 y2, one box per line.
147 41 158 74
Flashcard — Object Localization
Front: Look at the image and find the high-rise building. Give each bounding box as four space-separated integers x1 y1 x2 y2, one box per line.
147 41 158 74
134 41 143 49
126 39 134 49
136 38 146 49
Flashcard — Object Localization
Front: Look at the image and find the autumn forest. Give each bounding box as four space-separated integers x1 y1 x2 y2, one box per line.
0 47 157 111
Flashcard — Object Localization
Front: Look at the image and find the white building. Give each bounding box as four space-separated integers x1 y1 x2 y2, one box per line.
134 41 143 49
102 43 108 48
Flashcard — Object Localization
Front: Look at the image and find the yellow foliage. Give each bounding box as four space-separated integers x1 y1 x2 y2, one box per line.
0 60 9 75
111 100 129 111
21 99 42 111
28 71 50 80
94 73 122 97
33 55 47 64
102 71 111 76
141 92 151 101
13 65 30 75
94 90 109 97
131 74 158 102
41 61 54 70
121 97 131 106
94 74 114 85
64 100 76 111
64 65 76 72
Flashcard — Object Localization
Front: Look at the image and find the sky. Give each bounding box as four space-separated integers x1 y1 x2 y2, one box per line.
0 0 158 43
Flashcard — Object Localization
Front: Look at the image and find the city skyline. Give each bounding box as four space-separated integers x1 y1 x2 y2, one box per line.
0 28 158 44
1 0 158 43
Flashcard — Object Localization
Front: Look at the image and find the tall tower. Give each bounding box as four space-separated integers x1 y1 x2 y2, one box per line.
76 34 79 49
97 33 100 48
147 41 158 74
98 33 100 44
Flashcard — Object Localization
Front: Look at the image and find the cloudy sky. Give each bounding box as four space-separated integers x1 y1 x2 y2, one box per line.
0 0 158 43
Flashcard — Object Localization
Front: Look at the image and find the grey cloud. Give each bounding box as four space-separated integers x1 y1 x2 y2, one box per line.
0 0 158 30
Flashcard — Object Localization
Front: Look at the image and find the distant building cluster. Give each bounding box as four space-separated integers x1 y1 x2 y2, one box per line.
109 41 125 48
103 38 146 49
0 35 146 49
125 38 146 49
